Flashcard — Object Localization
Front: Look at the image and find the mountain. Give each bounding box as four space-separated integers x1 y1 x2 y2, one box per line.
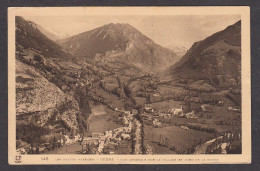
15 16 72 59
15 16 92 148
168 20 241 88
58 23 179 72
167 46 187 58
32 23 61 41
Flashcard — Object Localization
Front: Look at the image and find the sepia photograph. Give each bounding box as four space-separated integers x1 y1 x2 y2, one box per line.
8 7 251 164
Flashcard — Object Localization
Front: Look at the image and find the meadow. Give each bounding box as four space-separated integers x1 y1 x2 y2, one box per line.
144 125 214 153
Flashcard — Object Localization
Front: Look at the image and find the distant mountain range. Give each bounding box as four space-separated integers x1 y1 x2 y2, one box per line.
15 16 71 59
16 16 241 84
58 23 179 72
166 46 187 57
168 20 241 88
32 23 61 41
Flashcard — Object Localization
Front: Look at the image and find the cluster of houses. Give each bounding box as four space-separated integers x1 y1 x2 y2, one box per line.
81 127 132 154
142 104 201 127
79 107 145 154
64 134 82 145
81 111 135 154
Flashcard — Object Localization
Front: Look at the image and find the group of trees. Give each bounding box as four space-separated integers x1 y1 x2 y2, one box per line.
131 114 145 154
74 86 91 134
16 123 51 147
151 133 202 154
226 89 241 106
186 124 217 133
206 131 241 154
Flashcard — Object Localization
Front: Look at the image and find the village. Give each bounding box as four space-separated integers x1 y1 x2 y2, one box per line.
16 106 143 155
80 109 137 154
16 46 242 155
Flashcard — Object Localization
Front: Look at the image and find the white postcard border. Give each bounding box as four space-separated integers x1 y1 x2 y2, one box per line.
8 6 251 165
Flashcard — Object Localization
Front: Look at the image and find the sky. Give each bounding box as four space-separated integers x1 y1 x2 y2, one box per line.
23 15 240 49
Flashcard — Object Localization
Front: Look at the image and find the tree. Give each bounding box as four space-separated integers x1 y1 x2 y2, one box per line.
53 135 57 150
34 54 43 63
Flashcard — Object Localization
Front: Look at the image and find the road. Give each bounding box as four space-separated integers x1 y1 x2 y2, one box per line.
194 136 223 154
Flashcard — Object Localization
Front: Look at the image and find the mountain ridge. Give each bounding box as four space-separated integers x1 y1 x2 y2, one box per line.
16 16 72 59
167 20 241 88
58 23 179 72
31 22 61 41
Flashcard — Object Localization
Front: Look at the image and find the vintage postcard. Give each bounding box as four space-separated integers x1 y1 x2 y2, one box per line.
8 7 251 164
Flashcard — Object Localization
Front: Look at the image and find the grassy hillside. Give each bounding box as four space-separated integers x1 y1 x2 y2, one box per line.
169 21 241 88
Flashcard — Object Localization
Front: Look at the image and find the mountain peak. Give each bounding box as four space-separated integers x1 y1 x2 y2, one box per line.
58 22 152 57
58 23 179 72
98 22 142 36
105 22 133 27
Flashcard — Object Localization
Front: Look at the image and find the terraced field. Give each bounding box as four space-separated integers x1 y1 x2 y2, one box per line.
144 125 214 153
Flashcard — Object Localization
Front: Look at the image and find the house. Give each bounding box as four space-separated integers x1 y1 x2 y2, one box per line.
123 116 129 126
201 104 212 112
185 111 199 118
159 113 170 119
152 93 160 97
121 133 131 140
144 104 154 113
228 107 241 112
105 130 113 138
159 113 165 117
152 119 162 128
97 141 105 153
171 106 184 117
74 134 82 141
180 126 189 130
217 100 224 106
125 111 131 115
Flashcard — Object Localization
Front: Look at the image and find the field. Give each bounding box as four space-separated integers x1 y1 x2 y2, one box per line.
134 97 147 105
86 104 121 135
163 117 199 125
58 61 81 69
93 88 125 109
91 105 107 116
158 85 186 95
150 100 182 112
187 122 241 133
87 115 121 135
144 125 214 153
144 140 177 154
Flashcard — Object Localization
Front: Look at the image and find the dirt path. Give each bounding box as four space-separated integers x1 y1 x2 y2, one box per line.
194 136 223 154
193 139 216 154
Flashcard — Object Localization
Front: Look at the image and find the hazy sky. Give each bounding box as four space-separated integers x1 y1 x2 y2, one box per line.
24 15 240 49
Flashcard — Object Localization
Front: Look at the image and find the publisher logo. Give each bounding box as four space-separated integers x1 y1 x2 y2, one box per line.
15 154 22 163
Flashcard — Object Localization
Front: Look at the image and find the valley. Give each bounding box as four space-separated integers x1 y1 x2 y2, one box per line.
15 16 242 155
